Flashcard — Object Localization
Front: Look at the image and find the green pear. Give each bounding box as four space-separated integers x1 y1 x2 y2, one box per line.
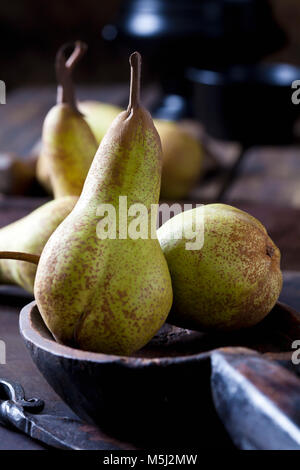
37 41 98 198
154 120 203 200
78 101 122 143
157 204 282 331
0 196 77 293
78 102 203 200
34 52 173 355
36 149 52 195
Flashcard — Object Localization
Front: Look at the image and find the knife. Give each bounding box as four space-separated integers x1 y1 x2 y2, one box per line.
0 378 130 450
211 348 300 450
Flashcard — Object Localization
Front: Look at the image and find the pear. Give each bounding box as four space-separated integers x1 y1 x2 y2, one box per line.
154 120 203 200
78 102 203 200
157 204 282 331
33 52 173 355
0 196 77 293
37 41 98 197
0 153 36 195
36 150 52 194
78 101 122 143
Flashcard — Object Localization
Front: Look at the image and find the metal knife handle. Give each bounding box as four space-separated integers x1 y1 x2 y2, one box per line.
0 379 44 430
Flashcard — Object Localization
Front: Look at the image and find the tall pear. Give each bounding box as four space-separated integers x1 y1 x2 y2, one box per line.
0 196 77 293
34 52 173 355
78 101 204 200
37 41 98 197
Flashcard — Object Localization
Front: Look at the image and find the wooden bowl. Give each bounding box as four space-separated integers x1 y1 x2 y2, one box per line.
19 300 300 448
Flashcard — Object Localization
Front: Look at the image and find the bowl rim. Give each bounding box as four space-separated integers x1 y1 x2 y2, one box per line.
20 301 297 367
19 301 213 367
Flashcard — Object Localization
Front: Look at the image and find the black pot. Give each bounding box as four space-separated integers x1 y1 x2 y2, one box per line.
188 63 300 145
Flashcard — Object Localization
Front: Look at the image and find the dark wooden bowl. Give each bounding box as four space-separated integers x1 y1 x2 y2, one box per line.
19 300 300 448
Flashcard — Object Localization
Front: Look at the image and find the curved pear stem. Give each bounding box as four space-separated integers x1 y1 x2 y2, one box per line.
128 51 142 111
0 251 40 265
56 40 87 113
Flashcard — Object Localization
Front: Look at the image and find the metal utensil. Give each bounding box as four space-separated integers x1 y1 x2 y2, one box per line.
0 378 127 450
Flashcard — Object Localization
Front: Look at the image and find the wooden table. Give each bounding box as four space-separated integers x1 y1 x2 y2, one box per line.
1 85 300 207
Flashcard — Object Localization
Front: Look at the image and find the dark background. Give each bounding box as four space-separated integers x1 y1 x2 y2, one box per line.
0 0 128 89
1 0 300 90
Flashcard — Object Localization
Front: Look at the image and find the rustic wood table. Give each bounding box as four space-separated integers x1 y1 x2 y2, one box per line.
0 87 300 449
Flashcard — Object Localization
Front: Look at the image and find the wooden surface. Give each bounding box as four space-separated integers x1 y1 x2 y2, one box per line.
0 85 158 157
1 86 300 208
0 288 70 450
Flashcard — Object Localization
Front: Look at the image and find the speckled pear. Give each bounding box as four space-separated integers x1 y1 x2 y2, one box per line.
0 196 77 293
34 52 173 355
157 204 282 331
37 41 98 197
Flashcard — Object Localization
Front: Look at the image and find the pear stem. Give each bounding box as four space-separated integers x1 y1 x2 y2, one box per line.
128 51 142 111
56 40 87 113
0 251 40 265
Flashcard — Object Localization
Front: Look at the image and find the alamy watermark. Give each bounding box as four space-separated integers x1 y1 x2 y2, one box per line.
291 80 300 105
0 81 6 104
96 198 205 250
0 340 6 364
292 340 300 365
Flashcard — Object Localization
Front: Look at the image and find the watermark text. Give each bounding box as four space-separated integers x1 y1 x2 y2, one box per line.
0 340 6 364
95 197 204 250
0 81 5 104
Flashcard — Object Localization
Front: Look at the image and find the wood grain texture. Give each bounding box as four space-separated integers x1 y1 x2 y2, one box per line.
17 300 300 449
